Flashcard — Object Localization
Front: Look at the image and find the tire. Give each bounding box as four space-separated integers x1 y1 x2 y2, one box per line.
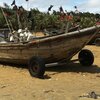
78 49 94 66
28 56 45 78
95 38 100 46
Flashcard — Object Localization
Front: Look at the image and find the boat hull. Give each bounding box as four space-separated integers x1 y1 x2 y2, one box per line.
0 25 100 64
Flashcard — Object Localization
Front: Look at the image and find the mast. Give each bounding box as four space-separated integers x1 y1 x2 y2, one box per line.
26 0 29 28
17 13 22 29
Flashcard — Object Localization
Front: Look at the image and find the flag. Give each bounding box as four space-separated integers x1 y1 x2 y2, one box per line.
19 6 24 12
11 0 15 6
18 6 24 15
3 3 9 8
74 6 77 9
13 5 17 11
48 5 53 11
59 6 64 12
74 6 79 14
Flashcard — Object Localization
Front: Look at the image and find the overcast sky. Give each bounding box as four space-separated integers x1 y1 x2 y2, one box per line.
0 0 100 13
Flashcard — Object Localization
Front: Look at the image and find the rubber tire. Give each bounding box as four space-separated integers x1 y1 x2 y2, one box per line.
28 56 45 78
78 49 94 66
95 38 100 46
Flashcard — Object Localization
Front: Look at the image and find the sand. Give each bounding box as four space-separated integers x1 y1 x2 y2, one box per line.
0 45 100 100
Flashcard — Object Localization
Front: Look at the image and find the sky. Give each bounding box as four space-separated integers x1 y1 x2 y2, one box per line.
0 0 100 13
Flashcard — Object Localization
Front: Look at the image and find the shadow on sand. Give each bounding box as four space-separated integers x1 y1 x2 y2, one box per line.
0 62 100 79
46 62 100 74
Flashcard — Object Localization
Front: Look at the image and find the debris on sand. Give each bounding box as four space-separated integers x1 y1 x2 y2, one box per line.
79 91 100 99
43 89 54 93
0 84 9 89
1 85 6 88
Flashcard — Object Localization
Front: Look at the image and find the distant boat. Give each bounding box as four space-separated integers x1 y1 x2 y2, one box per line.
0 25 99 78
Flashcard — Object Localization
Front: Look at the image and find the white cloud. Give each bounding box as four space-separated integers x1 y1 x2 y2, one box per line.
78 0 100 13
87 0 100 7
88 0 100 8
0 1 4 7
0 0 99 13
27 0 71 12
27 0 100 13
29 0 70 8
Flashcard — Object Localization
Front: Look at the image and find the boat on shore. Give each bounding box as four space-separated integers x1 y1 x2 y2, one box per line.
0 25 100 78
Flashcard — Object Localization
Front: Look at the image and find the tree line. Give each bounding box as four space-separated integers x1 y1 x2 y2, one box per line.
0 6 100 32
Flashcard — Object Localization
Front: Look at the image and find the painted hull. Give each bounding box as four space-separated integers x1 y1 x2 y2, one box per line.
0 25 100 64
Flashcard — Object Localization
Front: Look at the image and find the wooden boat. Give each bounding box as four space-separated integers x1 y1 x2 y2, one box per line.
0 25 100 78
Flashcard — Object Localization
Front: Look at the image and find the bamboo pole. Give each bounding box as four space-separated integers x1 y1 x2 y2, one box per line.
0 7 12 33
17 13 22 29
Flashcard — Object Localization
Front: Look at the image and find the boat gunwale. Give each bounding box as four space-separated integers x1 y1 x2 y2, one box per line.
0 25 99 47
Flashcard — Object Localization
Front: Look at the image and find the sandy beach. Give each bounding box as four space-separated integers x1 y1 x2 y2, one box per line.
0 45 100 100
